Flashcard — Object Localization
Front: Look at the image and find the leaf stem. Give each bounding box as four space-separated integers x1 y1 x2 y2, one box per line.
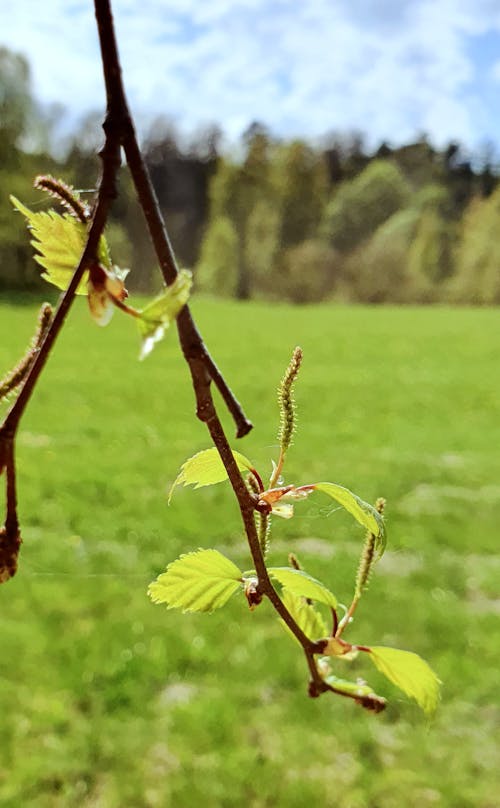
269 447 285 489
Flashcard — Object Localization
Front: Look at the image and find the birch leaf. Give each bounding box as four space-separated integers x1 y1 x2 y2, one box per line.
148 548 243 613
169 447 254 503
137 270 192 359
10 195 111 292
268 566 337 608
368 646 441 714
314 482 386 558
279 588 328 644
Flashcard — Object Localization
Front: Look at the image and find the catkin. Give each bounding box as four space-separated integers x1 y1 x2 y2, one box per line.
258 512 271 557
354 498 386 599
34 175 90 223
277 346 303 455
0 303 53 401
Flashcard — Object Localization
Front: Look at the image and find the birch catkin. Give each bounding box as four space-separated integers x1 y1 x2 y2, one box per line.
277 346 303 455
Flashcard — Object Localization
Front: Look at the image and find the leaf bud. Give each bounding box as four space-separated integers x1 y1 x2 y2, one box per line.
243 577 263 610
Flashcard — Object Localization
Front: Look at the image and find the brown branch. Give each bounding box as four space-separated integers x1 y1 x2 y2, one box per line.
93 0 251 439
0 438 21 583
4 439 18 537
93 0 331 696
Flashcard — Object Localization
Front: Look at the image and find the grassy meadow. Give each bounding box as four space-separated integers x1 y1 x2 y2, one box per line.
0 296 499 807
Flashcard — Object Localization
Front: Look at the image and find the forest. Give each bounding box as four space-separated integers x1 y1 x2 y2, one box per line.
2 45 500 304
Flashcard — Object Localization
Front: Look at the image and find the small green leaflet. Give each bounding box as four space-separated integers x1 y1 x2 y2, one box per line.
168 446 254 503
10 196 111 292
280 589 327 644
367 646 441 714
137 270 193 360
148 548 243 613
314 482 386 558
268 566 337 608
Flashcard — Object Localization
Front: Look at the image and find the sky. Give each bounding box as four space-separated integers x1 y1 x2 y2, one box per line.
2 0 500 155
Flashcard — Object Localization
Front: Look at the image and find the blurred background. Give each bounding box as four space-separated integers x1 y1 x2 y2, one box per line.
1 3 499 808
2 1 500 303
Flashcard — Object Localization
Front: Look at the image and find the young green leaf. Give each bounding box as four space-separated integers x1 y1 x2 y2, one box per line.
279 588 328 643
137 270 193 359
10 196 111 291
168 447 255 503
314 482 386 557
367 646 441 714
268 566 337 608
148 548 243 613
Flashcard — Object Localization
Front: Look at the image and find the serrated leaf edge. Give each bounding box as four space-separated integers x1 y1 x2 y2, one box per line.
148 548 243 613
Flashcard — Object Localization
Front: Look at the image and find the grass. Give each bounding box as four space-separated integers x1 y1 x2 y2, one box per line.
0 296 499 807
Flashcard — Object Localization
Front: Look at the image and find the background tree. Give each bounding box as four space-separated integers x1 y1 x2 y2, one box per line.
451 186 500 304
196 123 275 299
322 160 411 254
0 48 59 290
2 43 500 305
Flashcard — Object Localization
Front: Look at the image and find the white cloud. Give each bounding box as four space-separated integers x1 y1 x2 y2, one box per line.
2 0 500 149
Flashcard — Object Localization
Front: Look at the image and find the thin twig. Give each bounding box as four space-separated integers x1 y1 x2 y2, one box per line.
93 0 251 439
4 440 18 537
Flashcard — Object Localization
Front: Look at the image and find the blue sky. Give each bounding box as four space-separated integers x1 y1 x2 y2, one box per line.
2 0 500 154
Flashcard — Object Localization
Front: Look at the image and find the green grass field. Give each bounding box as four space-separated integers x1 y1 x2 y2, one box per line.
0 297 499 807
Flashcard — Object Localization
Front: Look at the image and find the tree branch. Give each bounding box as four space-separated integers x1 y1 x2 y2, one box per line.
94 0 252 439
93 0 329 695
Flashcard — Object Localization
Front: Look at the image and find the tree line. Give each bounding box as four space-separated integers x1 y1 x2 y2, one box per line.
1 46 499 304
